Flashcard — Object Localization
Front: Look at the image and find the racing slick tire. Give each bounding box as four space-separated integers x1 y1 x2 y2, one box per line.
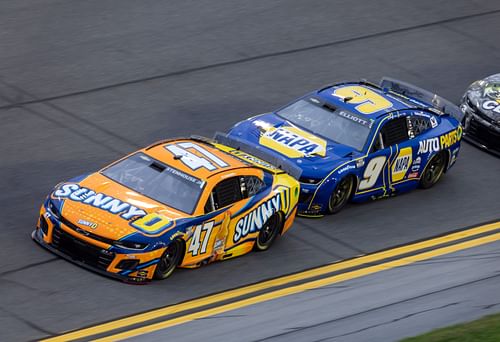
327 176 354 214
419 151 447 189
154 239 184 280
254 212 283 252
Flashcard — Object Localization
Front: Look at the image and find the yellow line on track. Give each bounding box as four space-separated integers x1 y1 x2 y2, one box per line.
41 221 500 342
96 231 500 342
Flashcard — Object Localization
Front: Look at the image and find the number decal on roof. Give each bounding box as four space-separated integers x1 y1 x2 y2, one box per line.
334 86 392 114
165 142 229 171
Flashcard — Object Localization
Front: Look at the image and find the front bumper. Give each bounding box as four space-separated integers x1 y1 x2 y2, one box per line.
297 182 325 217
33 205 161 284
32 228 149 284
461 106 500 157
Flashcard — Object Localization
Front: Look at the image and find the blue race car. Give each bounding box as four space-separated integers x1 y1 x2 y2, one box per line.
217 78 463 216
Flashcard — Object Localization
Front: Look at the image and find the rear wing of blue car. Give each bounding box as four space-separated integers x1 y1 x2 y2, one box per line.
213 132 303 180
380 77 464 121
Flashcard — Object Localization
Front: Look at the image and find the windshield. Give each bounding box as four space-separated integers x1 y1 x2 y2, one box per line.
102 153 205 214
277 99 373 151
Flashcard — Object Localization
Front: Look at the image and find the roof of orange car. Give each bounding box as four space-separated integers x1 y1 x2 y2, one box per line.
143 138 250 180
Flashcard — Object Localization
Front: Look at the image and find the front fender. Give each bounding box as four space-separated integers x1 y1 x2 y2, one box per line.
301 161 359 214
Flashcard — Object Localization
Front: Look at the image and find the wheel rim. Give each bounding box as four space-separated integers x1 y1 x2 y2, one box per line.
157 242 179 275
258 214 279 245
424 154 445 185
330 178 351 211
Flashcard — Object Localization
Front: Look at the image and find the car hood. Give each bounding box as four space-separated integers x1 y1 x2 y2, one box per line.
50 172 184 240
229 113 357 180
467 78 500 122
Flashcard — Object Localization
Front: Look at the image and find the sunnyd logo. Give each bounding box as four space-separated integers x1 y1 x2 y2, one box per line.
259 126 327 158
53 183 146 220
233 187 290 243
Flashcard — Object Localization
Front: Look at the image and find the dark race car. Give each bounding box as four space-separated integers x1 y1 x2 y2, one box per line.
460 73 500 156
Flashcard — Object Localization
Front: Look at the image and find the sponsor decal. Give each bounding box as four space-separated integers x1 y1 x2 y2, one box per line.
77 219 98 229
440 126 462 149
229 150 278 170
259 126 327 158
408 172 419 179
411 156 422 172
137 270 148 278
451 146 460 165
53 183 146 220
418 127 462 154
430 116 438 128
418 138 440 154
233 186 290 243
131 213 172 234
75 227 91 236
428 107 442 115
482 100 500 114
414 111 431 118
338 164 355 175
169 231 185 241
391 147 412 182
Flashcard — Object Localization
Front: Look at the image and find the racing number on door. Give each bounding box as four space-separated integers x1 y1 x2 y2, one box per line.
358 156 387 190
188 221 215 256
334 86 392 114
166 142 229 171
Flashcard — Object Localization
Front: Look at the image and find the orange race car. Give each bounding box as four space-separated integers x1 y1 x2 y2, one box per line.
33 136 300 283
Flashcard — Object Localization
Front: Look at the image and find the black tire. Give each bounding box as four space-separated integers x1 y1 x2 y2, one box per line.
327 176 354 214
254 212 282 252
419 152 447 189
154 239 184 280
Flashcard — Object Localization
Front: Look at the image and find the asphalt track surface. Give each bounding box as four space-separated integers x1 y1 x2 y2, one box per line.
131 240 500 342
0 1 499 341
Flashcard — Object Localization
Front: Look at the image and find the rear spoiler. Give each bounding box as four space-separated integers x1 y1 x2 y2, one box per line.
380 77 464 121
213 132 303 180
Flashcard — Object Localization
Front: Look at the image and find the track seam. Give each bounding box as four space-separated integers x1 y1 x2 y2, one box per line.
0 258 59 278
1 9 500 111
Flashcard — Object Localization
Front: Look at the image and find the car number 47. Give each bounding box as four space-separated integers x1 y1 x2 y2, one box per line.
188 221 215 256
166 142 228 171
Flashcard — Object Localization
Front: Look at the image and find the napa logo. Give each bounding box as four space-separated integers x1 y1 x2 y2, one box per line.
259 126 327 158
52 183 147 220
391 147 413 182
233 187 290 243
